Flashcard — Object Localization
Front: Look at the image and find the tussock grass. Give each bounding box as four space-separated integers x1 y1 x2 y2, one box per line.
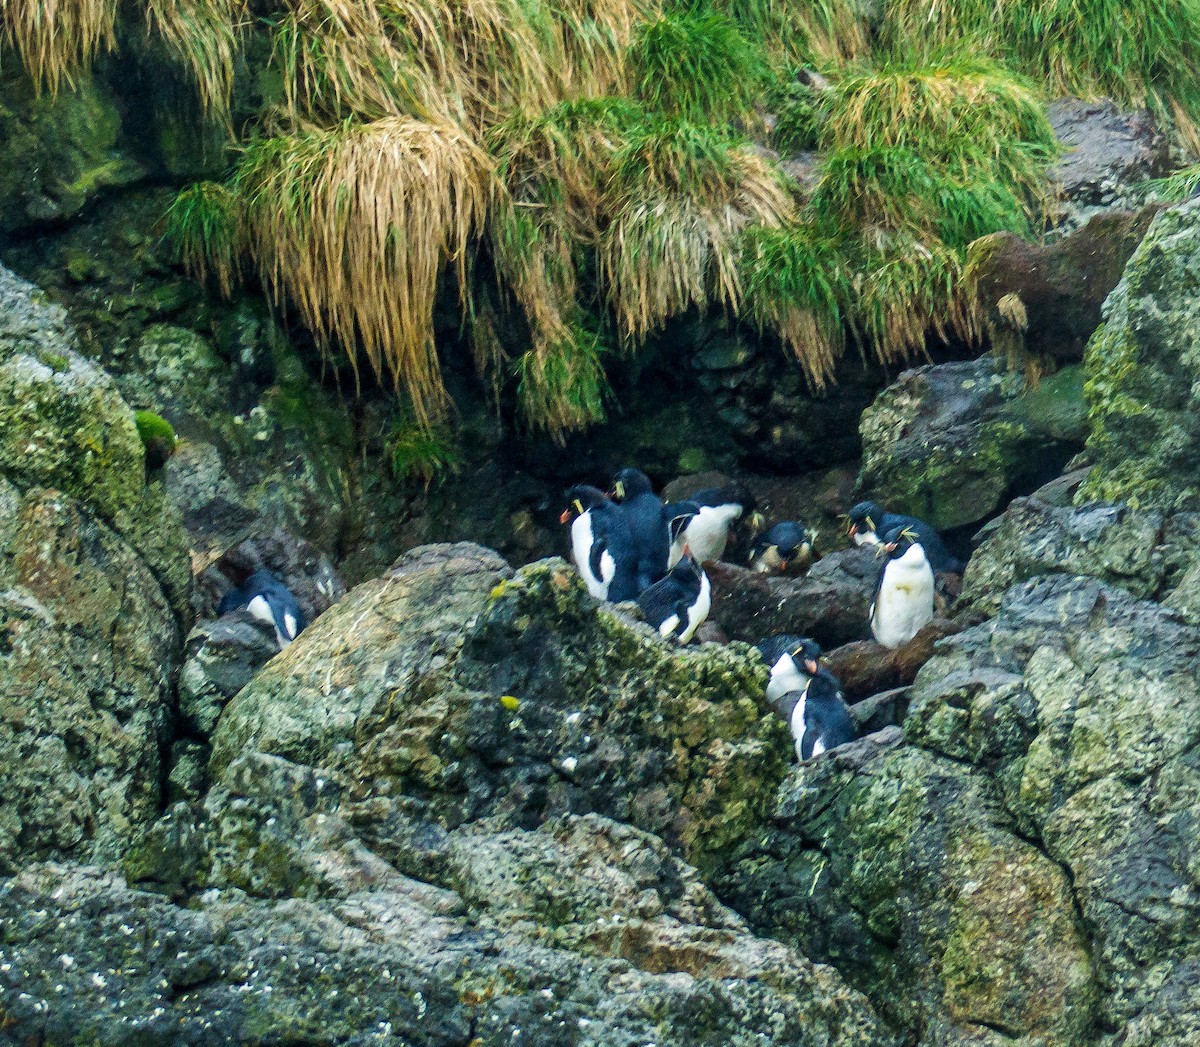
631 12 766 123
600 119 793 340
164 180 242 297
1 0 117 92
1143 163 1200 202
233 117 492 427
881 0 1200 149
145 0 245 119
517 324 609 439
704 0 865 65
740 222 851 387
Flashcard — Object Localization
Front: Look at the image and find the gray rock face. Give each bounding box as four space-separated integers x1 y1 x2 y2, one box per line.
1081 199 1200 510
963 495 1200 616
1048 98 1169 209
179 614 280 738
857 356 1088 531
213 543 789 876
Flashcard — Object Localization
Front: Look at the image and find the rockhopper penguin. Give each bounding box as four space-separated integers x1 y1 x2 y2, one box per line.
560 485 640 603
755 634 836 706
869 525 935 649
667 481 762 567
610 467 670 593
636 550 711 644
773 674 857 761
218 570 306 650
848 500 963 575
748 521 818 574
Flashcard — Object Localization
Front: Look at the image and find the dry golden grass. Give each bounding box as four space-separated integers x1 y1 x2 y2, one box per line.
145 0 245 119
235 117 493 427
1 0 117 92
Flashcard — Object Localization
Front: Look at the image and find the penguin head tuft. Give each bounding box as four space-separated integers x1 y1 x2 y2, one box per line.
848 500 884 539
610 467 654 501
882 524 921 558
561 484 609 524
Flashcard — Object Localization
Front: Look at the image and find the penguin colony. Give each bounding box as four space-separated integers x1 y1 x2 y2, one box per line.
562 470 958 762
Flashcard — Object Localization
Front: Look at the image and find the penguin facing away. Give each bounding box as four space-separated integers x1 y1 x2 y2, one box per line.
869 525 935 649
560 485 639 603
218 570 306 650
668 482 760 568
748 521 818 574
773 673 857 761
636 551 711 644
610 467 670 593
848 500 963 575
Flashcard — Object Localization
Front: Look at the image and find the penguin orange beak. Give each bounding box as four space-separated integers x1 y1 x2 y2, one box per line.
884 542 897 553
779 560 788 572
559 509 572 525
848 522 857 536
805 659 819 675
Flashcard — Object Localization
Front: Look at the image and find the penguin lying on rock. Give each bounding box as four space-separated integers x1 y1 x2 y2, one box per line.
848 500 963 575
667 482 762 567
610 467 670 592
774 674 857 761
869 525 935 649
748 521 819 574
218 570 306 650
636 550 711 644
561 485 640 603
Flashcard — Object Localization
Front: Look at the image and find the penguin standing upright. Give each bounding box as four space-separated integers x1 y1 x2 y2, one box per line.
218 570 307 650
636 551 711 644
748 521 819 574
560 485 640 603
610 467 670 593
870 525 935 649
667 482 760 567
773 673 856 761
848 500 963 575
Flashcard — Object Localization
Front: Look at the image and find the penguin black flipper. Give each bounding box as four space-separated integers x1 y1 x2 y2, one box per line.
800 673 856 759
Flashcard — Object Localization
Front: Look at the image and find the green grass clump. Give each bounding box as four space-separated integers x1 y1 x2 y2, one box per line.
516 325 610 440
631 12 767 124
765 75 826 152
701 0 866 65
1143 163 1200 202
880 0 1200 150
135 410 178 470
387 416 462 488
163 180 241 297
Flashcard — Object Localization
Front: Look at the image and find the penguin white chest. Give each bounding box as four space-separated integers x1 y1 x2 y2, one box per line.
680 505 740 566
871 547 934 649
677 570 711 644
571 513 609 600
853 530 881 548
767 654 808 705
789 693 809 761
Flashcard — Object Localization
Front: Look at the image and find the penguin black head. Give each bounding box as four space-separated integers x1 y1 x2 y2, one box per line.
667 501 700 544
749 520 817 572
792 636 823 675
560 484 610 524
881 524 922 559
756 633 823 675
848 500 885 541
610 467 654 501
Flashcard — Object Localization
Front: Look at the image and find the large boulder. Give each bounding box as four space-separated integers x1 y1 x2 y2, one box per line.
1080 199 1200 510
1047 98 1169 210
967 207 1160 366
212 543 789 875
857 356 1088 531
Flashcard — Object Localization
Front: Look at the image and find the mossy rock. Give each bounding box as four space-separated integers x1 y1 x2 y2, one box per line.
1080 199 1200 510
135 409 178 470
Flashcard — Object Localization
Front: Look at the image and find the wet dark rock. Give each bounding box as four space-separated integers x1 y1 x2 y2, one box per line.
823 620 961 702
178 614 280 739
858 355 1088 531
1048 98 1170 209
849 687 910 735
706 547 879 648
969 206 1161 366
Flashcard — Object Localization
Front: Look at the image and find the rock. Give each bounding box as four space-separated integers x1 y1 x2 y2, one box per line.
1048 98 1169 209
904 574 1200 1032
0 69 143 234
824 621 961 701
213 543 791 876
720 724 1097 1044
178 613 280 738
967 206 1161 365
2 797 892 1046
849 687 910 735
857 356 1088 531
706 547 879 648
0 487 181 872
962 494 1200 627
1080 199 1200 510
